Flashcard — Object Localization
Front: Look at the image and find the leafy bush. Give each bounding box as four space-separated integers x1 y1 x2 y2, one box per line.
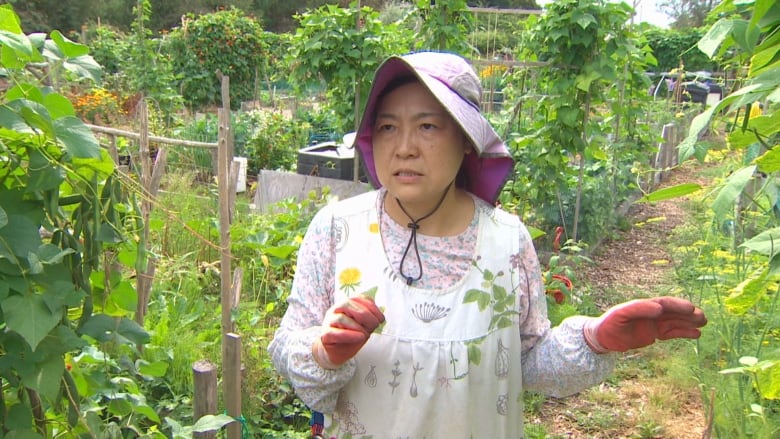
165 7 269 110
286 4 413 133
644 28 717 73
175 110 310 176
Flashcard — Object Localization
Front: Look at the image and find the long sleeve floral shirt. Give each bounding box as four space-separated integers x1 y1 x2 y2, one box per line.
268 189 615 437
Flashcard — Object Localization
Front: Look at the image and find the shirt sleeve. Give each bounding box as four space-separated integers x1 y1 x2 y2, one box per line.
515 223 617 397
267 205 357 413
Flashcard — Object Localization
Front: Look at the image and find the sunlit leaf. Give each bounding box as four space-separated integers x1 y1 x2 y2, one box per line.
50 30 88 58
741 227 780 257
756 360 780 399
711 165 756 220
725 267 770 314
193 414 235 433
0 6 24 34
44 93 76 119
637 183 702 203
698 18 734 58
138 360 169 378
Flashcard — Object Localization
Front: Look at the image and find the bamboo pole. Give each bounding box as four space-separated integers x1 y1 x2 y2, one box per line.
224 333 242 439
87 124 217 149
192 360 217 439
218 106 234 338
135 100 152 328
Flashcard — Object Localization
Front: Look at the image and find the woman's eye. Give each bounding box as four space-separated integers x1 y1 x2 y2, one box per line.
420 123 435 130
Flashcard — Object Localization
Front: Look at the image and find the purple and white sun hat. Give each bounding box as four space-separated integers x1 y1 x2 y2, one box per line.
354 51 514 205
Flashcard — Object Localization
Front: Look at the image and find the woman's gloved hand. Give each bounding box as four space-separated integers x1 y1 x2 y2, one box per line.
312 295 385 369
583 296 707 353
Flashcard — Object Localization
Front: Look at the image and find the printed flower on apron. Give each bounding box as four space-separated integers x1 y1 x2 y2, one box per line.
338 267 362 295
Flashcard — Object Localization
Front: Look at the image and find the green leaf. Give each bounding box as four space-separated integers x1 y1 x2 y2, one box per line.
6 84 44 103
24 354 63 400
729 112 780 151
78 314 150 345
50 30 89 58
0 104 31 132
2 294 61 351
740 226 780 257
44 93 76 119
711 165 756 220
0 29 32 53
105 280 138 315
264 244 297 259
63 55 102 83
134 404 162 423
108 398 133 417
725 267 770 315
27 148 64 192
192 414 235 433
6 404 35 431
0 213 42 260
698 18 734 58
54 116 101 159
755 359 780 399
0 6 24 34
138 360 169 378
35 325 87 355
36 244 75 265
637 183 703 203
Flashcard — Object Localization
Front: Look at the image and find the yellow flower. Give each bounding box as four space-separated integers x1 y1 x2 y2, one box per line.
339 267 362 293
369 223 379 234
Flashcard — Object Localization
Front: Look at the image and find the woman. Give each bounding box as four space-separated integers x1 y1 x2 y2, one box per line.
268 51 706 438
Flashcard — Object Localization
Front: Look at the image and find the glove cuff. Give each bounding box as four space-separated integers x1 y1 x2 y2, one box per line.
312 337 340 370
583 318 611 354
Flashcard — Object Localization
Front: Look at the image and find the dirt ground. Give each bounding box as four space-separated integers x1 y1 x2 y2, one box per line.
534 161 714 439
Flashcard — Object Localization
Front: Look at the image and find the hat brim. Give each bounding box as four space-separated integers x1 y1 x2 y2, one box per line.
355 54 514 205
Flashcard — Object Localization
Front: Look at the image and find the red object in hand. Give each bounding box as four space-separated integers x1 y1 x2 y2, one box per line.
586 296 707 353
313 296 385 368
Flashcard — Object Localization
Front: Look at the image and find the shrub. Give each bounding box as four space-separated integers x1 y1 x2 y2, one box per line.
165 7 269 110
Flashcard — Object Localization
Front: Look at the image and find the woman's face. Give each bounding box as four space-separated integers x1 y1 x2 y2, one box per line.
372 81 470 207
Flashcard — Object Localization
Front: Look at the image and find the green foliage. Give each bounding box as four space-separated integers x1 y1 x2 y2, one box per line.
653 0 780 433
508 0 654 244
0 4 159 435
124 0 183 121
286 3 413 133
644 27 717 72
413 0 474 54
84 24 128 75
165 7 269 110
175 110 310 175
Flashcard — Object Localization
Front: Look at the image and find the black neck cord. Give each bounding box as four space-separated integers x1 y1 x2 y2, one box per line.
396 183 452 286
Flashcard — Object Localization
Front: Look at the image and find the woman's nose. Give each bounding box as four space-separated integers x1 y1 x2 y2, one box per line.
394 129 419 157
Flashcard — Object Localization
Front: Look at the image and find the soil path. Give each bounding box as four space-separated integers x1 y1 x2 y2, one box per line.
534 161 714 438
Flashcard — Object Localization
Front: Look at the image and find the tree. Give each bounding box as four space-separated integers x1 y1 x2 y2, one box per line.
657 0 718 29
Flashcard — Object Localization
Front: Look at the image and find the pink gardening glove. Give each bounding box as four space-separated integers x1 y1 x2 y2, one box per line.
584 296 707 353
312 296 385 369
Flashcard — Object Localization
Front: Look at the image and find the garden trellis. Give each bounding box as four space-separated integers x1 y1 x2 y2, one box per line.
88 76 247 437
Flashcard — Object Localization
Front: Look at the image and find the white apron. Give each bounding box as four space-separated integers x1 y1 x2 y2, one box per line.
325 192 526 439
